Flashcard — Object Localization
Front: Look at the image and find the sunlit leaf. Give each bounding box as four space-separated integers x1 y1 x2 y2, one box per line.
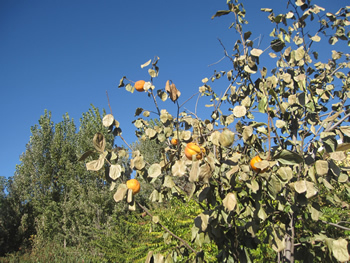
148 163 161 178
109 164 122 180
141 59 152 68
172 160 186 177
223 192 237 212
102 114 114 127
315 160 328 176
331 239 350 262
233 105 247 117
113 184 128 203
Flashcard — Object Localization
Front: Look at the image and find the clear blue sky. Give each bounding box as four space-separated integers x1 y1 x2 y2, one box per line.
0 0 347 179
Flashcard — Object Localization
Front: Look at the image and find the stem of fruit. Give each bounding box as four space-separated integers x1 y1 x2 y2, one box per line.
136 201 197 254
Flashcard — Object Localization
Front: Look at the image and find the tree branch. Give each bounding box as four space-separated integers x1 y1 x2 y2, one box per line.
321 220 350 231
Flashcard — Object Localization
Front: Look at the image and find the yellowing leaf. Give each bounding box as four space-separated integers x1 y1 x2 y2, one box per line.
332 238 350 262
251 48 263 57
93 133 106 153
172 160 186 177
141 59 151 68
148 163 161 178
233 105 247 117
165 80 181 102
223 192 237 212
113 184 128 203
315 160 329 176
102 114 114 127
109 164 122 180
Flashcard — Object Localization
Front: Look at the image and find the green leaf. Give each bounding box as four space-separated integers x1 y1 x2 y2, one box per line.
258 97 268 113
78 150 94 161
211 10 231 19
271 39 285 52
134 108 143 117
268 174 282 199
273 150 303 165
244 31 252 40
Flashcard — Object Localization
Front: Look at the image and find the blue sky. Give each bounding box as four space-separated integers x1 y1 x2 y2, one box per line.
0 0 348 179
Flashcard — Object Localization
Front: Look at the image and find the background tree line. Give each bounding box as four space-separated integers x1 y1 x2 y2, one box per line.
0 106 189 262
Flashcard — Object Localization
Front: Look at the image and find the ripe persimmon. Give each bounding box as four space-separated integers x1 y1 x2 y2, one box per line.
135 80 146 92
185 142 205 160
170 138 178 146
126 179 141 195
250 155 267 173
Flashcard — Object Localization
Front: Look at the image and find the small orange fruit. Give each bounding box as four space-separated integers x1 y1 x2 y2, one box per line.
185 142 205 160
135 80 146 92
250 155 267 173
170 138 178 146
126 179 141 195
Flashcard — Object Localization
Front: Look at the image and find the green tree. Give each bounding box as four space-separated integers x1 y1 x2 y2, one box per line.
7 106 119 256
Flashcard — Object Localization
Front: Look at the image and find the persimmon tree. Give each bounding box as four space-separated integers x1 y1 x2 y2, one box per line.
82 0 350 262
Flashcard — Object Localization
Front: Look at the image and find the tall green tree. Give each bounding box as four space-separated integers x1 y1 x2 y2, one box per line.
8 106 118 254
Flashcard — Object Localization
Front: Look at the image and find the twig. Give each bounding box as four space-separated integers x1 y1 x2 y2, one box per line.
208 56 226 67
136 201 197 254
106 91 113 115
119 134 133 152
325 112 350 132
179 92 200 109
149 89 161 116
321 220 350 231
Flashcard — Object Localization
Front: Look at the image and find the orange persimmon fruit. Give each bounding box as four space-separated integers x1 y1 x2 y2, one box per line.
170 138 178 146
250 155 267 173
135 80 146 92
126 179 141 195
185 142 205 160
